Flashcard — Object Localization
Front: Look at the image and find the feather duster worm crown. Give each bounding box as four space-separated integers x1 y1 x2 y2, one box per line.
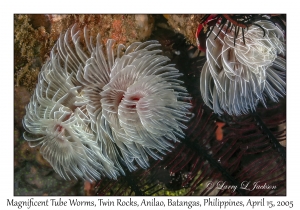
22 24 193 181
200 20 286 116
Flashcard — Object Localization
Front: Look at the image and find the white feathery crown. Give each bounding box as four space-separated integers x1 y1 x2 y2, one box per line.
200 20 286 116
22 24 193 181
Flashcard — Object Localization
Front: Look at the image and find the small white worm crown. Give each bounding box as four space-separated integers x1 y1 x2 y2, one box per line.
22 24 193 182
200 20 286 116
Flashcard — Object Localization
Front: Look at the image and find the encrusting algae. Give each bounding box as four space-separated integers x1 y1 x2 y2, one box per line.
164 14 205 46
